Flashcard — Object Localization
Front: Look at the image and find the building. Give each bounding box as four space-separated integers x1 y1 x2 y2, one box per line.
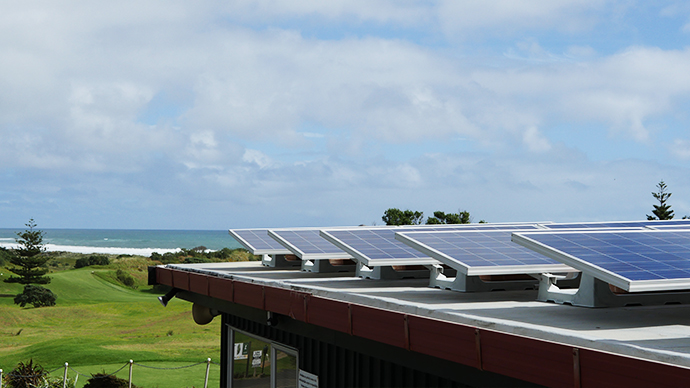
149 221 690 387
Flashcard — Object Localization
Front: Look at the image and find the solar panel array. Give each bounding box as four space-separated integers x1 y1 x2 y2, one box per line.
268 229 352 260
513 229 690 292
229 229 291 255
396 229 573 276
321 224 543 267
541 220 690 229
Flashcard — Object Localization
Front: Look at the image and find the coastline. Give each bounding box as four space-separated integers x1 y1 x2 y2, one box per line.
0 242 180 256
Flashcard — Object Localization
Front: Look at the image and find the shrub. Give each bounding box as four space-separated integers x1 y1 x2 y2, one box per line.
183 256 211 264
83 373 137 388
5 359 46 388
46 377 76 388
115 269 136 288
0 246 12 267
74 255 110 269
14 285 57 308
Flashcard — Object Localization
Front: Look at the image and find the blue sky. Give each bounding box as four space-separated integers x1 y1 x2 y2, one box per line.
3 1 690 229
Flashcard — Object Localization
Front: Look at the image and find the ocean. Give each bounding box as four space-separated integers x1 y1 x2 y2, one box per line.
0 228 242 256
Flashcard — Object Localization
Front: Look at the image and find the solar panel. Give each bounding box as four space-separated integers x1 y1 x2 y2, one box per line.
512 229 690 292
268 229 352 260
229 229 291 255
320 224 543 267
542 220 690 229
395 229 573 276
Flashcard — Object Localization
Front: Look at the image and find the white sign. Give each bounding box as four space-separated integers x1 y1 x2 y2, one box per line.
298 369 318 388
233 343 249 360
252 358 262 367
253 350 263 358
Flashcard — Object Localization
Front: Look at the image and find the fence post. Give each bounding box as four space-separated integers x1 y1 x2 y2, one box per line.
128 360 134 388
204 358 211 388
63 363 69 388
1 368 3 388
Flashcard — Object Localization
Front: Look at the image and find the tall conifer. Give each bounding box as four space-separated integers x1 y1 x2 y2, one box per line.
647 180 675 220
4 219 51 285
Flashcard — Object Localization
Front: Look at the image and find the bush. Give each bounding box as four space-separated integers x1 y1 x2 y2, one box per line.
183 256 211 264
46 377 76 388
14 285 57 308
83 373 137 388
5 359 46 388
74 255 110 269
116 269 136 288
0 246 12 267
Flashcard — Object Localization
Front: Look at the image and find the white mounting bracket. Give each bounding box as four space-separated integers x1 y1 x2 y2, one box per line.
301 259 356 273
356 262 430 280
428 264 540 292
537 273 690 308
261 254 301 269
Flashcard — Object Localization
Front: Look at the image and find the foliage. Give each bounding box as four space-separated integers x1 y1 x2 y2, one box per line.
83 372 137 388
115 269 136 288
647 180 675 220
14 284 57 308
150 247 257 264
4 359 46 388
5 219 51 285
0 246 11 267
75 255 110 269
382 208 424 225
46 377 76 388
426 210 471 224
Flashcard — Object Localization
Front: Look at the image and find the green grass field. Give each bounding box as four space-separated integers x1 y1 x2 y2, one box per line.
0 258 221 388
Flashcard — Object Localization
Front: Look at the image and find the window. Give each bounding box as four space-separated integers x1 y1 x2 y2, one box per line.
228 327 298 388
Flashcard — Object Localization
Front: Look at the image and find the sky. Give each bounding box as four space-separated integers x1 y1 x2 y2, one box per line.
3 1 690 230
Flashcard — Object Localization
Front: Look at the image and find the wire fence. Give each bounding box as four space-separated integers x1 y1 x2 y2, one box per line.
0 358 219 388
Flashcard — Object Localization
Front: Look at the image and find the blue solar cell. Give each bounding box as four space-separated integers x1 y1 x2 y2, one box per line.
513 229 690 292
269 229 348 259
543 220 690 230
321 224 543 266
229 229 290 254
393 229 573 275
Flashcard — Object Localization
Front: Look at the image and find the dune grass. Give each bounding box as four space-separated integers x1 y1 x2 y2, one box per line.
0 263 221 388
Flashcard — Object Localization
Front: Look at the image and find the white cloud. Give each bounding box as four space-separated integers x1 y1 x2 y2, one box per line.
243 149 274 169
522 127 552 152
3 2 690 229
437 0 613 37
670 139 690 160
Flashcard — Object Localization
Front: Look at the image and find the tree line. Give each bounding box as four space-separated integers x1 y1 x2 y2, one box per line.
381 208 485 225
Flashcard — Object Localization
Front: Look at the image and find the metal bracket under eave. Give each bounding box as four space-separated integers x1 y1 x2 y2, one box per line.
262 254 302 269
301 259 356 273
428 264 540 292
537 273 690 308
356 262 430 280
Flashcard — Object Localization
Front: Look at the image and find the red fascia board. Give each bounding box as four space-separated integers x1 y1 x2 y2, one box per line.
156 267 173 287
351 304 406 348
233 282 264 310
209 276 233 302
407 315 479 369
189 273 209 296
580 348 690 388
171 270 190 290
264 287 308 322
307 296 351 334
480 330 575 388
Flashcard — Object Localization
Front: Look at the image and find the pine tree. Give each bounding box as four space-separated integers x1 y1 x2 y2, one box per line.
4 219 51 285
647 180 675 220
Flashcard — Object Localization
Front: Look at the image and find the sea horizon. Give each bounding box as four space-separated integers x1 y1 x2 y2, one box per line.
0 228 242 256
